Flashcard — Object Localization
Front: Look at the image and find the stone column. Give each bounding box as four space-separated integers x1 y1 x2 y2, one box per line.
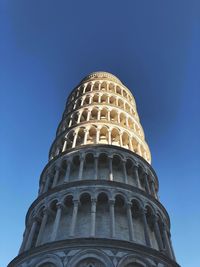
77 112 81 123
39 181 45 195
138 143 142 156
50 202 63 241
133 165 141 188
69 200 79 236
78 155 85 180
153 216 164 251
94 155 98 180
129 138 133 151
97 109 101 120
150 180 157 198
109 200 115 238
64 158 72 183
163 224 174 259
36 209 48 246
62 139 67 152
108 156 113 181
44 174 51 193
126 202 134 241
83 129 88 144
122 160 128 184
143 172 151 195
107 110 111 121
96 128 100 144
72 131 78 148
108 130 111 145
90 199 97 237
24 217 38 251
52 165 60 188
119 134 123 147
141 209 151 247
87 110 91 121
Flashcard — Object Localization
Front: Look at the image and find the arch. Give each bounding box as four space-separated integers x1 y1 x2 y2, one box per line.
120 113 127 127
70 155 80 181
93 94 99 104
101 94 108 104
110 109 118 123
101 81 107 91
98 153 109 180
99 126 109 144
111 128 120 146
93 82 100 91
84 95 90 105
118 98 124 108
66 130 74 149
85 83 92 93
108 83 115 93
75 193 91 236
100 108 108 120
117 254 150 267
67 249 114 267
83 153 95 179
96 192 110 237
76 128 85 146
122 132 130 149
90 107 98 120
33 253 63 267
114 194 129 240
80 109 88 123
88 126 97 144
112 155 123 183
116 85 121 95
109 95 117 105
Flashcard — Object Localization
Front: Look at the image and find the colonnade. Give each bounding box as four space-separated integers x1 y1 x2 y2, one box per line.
65 92 138 120
40 152 157 198
50 125 150 163
20 193 174 260
58 106 143 139
68 81 135 107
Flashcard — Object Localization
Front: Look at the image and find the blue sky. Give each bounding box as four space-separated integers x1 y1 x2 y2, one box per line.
1 1 200 266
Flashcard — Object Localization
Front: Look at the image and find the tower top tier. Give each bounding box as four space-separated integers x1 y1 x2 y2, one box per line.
81 71 123 85
51 72 151 164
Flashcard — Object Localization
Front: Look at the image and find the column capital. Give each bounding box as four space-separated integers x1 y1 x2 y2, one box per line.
56 202 64 210
126 201 132 208
91 198 97 204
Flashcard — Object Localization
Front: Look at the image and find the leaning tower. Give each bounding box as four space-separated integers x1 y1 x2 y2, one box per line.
8 72 180 267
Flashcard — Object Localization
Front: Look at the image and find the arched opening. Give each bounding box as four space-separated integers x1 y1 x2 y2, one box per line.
96 193 109 237
125 103 130 113
116 86 121 95
101 94 107 104
90 108 98 120
126 159 135 186
112 155 123 182
132 138 138 153
75 193 91 236
111 128 120 146
57 195 73 239
76 128 85 146
70 155 80 181
118 98 124 108
99 127 108 144
93 82 100 91
122 132 130 149
109 96 116 105
80 110 88 122
84 95 90 105
93 94 99 104
110 110 118 123
83 153 95 179
128 118 134 129
123 90 128 99
131 200 145 245
85 83 92 93
98 153 109 180
108 83 115 93
100 108 108 120
115 195 129 240
120 113 127 127
66 131 74 149
101 82 107 91
87 127 97 144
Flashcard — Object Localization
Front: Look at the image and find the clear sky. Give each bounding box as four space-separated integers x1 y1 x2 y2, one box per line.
1 1 200 266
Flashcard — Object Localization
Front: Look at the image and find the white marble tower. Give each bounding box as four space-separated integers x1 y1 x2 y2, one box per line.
8 72 179 267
